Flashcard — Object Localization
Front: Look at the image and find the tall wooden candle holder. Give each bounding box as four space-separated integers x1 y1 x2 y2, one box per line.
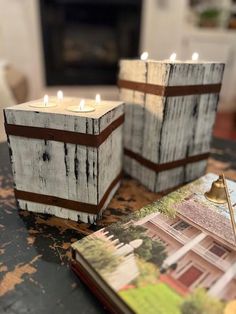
4 98 124 223
118 60 224 192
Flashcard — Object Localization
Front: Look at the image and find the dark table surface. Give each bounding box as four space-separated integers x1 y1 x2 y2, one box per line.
1 138 236 314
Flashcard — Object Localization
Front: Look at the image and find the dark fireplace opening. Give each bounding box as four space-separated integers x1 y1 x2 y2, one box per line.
40 0 142 86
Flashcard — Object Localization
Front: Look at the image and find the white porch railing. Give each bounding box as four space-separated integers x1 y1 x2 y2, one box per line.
150 219 190 244
193 244 230 272
150 219 232 272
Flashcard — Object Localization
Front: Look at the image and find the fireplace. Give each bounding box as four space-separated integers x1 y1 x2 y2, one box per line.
40 0 142 86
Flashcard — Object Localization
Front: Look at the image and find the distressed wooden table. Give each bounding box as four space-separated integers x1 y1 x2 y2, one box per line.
1 138 236 314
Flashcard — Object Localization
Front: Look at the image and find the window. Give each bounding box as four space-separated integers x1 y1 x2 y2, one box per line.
172 220 191 231
209 243 227 258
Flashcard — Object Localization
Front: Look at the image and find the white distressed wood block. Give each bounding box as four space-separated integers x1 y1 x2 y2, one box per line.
4 98 124 223
119 59 224 192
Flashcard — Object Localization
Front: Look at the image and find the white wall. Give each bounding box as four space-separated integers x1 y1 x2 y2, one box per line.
0 0 44 99
140 0 187 59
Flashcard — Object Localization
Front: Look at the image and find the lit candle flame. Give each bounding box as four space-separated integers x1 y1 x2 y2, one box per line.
43 95 49 107
79 99 85 111
169 53 177 62
57 90 63 101
95 94 101 104
192 52 199 61
140 51 149 61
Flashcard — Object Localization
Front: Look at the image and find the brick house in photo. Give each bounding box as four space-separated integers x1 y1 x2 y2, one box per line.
135 208 236 301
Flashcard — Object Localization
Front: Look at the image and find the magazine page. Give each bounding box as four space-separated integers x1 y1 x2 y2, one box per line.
72 174 236 314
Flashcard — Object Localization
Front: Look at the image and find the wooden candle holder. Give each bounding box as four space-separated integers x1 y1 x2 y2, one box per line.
4 99 124 223
118 60 224 192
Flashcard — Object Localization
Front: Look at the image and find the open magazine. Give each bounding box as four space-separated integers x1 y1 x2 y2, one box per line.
71 173 236 314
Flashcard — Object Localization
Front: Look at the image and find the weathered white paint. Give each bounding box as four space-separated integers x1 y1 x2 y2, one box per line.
119 60 224 192
5 98 124 223
98 127 123 203
18 181 120 224
5 98 124 134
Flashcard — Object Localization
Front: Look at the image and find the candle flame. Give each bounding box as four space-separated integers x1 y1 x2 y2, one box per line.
43 95 49 106
169 53 177 62
79 99 85 111
95 94 101 104
57 90 63 100
140 51 149 61
192 52 199 61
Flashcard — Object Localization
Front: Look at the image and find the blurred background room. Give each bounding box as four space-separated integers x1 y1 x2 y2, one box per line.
0 0 236 142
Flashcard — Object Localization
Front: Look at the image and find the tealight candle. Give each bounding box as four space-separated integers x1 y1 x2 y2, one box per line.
169 52 177 62
191 52 199 62
140 51 149 61
57 90 63 101
185 52 200 64
95 94 101 105
44 94 49 106
80 99 85 110
163 52 179 63
67 98 95 113
29 95 57 108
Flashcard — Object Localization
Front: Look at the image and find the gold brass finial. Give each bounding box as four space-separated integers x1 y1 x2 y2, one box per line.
205 174 227 204
205 173 236 245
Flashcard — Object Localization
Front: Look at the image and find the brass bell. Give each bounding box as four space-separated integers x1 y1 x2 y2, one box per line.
205 175 227 204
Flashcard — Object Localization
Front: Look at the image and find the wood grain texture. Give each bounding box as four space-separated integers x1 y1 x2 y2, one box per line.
119 60 225 192
4 99 124 222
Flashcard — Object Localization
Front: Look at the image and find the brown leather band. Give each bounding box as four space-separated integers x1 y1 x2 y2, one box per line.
15 172 122 215
5 114 124 147
124 148 209 172
118 79 221 96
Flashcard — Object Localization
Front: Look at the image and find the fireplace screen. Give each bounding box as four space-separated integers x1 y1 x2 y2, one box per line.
40 0 142 85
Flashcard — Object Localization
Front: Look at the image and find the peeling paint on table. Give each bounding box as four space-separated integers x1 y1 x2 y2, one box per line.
0 138 236 313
